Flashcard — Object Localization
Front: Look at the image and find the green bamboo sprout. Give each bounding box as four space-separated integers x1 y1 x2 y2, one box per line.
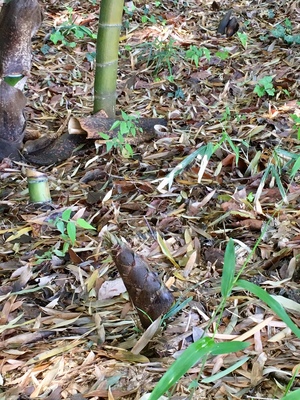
93 0 124 117
27 169 51 203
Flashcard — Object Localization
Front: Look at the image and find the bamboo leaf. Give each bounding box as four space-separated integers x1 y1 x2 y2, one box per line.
202 356 250 383
221 239 236 298
236 280 300 338
67 221 76 245
211 341 250 355
76 218 96 230
149 337 215 400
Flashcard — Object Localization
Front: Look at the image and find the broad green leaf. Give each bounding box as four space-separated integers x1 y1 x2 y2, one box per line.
221 239 236 298
106 140 114 152
62 209 72 220
149 337 215 400
236 280 300 338
121 110 129 121
76 218 96 230
99 132 110 140
110 120 121 131
120 121 129 135
56 220 65 235
67 221 76 245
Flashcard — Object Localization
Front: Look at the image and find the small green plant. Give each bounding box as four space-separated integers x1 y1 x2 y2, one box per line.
290 114 300 140
246 192 254 202
253 75 275 97
215 49 230 60
49 6 97 48
141 6 165 25
221 106 231 122
271 18 300 44
50 209 95 257
99 110 142 157
185 45 210 67
138 38 180 80
237 32 248 48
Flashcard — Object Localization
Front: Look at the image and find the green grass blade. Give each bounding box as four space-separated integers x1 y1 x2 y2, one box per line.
281 390 300 400
202 356 250 383
236 280 300 338
290 156 300 179
148 337 215 400
271 165 288 203
162 296 193 322
221 238 236 298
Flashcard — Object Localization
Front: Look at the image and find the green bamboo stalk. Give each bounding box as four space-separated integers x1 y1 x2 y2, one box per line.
93 0 124 117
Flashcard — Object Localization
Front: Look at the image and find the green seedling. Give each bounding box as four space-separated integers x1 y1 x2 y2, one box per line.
237 32 248 48
290 114 300 140
141 6 165 25
49 6 96 48
271 18 300 44
215 49 230 60
136 38 180 81
221 106 231 122
185 45 210 67
254 75 275 97
50 209 95 257
246 192 254 202
99 110 142 157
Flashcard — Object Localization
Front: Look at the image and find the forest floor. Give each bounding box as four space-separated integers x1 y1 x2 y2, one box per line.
1 0 300 399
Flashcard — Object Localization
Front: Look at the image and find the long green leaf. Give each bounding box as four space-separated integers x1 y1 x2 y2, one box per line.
271 165 288 203
290 156 300 178
67 221 76 245
236 280 300 338
202 356 250 383
221 238 236 298
211 341 250 355
149 337 215 400
281 390 300 400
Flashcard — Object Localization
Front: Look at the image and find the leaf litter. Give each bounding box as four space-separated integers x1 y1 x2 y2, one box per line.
1 0 300 399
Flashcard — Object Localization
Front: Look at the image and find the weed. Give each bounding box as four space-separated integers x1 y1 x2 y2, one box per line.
221 106 231 122
148 232 300 399
141 6 166 25
215 49 230 60
237 32 248 48
271 18 300 44
137 38 180 80
290 114 300 140
49 6 96 48
185 45 211 67
253 75 275 97
44 209 95 258
99 110 142 157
